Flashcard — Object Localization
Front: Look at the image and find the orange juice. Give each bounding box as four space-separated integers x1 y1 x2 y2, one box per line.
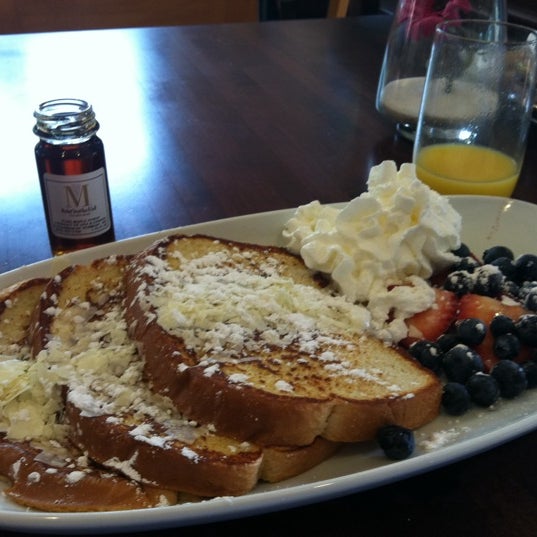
415 143 519 197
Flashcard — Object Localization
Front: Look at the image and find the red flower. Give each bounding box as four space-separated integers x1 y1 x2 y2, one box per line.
398 0 473 40
442 0 472 19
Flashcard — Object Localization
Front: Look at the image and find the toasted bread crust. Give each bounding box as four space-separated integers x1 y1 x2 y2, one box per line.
125 234 442 446
65 399 338 496
0 278 48 355
0 436 176 512
135 320 441 444
64 399 263 497
0 273 177 512
23 253 337 502
29 255 130 357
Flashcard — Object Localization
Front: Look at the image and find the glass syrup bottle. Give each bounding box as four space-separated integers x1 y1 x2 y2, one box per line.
34 98 115 256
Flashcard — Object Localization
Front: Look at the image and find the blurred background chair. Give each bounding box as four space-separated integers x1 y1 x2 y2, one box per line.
262 0 375 20
327 0 350 17
0 0 259 34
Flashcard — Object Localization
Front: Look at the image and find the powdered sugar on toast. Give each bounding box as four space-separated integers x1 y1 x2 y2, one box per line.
125 235 442 446
2 279 211 449
0 257 340 509
137 247 371 361
131 240 418 398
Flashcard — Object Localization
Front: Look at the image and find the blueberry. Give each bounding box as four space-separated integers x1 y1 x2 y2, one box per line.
451 257 481 273
491 360 528 399
489 314 516 337
515 254 537 284
376 425 415 460
517 281 537 301
489 257 517 281
442 382 471 416
524 289 537 312
482 246 514 264
452 243 471 258
472 265 504 297
493 333 521 360
407 340 430 359
515 314 537 346
465 372 500 407
502 280 520 299
522 361 537 389
407 340 442 374
442 344 484 383
436 333 460 353
443 270 474 296
454 318 487 346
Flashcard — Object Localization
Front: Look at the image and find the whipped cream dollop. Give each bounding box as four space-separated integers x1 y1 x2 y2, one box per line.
283 161 462 343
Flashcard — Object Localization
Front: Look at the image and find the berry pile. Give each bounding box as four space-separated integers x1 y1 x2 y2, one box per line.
404 245 537 417
376 245 537 460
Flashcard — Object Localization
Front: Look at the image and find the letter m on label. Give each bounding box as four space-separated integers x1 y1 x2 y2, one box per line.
64 184 90 208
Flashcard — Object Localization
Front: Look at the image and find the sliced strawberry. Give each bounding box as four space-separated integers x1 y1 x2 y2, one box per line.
457 294 531 371
401 288 458 347
457 293 526 324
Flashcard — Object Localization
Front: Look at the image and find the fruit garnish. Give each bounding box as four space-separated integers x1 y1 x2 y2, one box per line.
405 243 537 420
401 288 458 347
376 425 415 460
457 293 527 324
442 382 471 416
441 343 484 383
457 294 530 371
491 360 528 399
465 372 500 407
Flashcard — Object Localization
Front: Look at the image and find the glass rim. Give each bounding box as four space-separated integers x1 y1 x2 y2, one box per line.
33 98 92 120
33 98 99 142
435 18 537 44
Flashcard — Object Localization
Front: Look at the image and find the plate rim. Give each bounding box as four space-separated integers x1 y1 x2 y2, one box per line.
2 194 537 534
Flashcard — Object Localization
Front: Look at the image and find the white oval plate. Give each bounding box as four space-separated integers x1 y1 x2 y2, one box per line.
2 195 537 534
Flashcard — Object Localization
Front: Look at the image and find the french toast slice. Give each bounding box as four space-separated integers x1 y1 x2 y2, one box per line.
27 255 338 499
0 277 48 357
0 274 176 512
125 234 442 447
0 277 58 443
0 436 177 512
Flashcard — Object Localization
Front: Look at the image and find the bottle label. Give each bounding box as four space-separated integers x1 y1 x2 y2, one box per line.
43 167 112 239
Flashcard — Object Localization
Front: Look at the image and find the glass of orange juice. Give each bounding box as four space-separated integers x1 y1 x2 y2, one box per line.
413 19 537 197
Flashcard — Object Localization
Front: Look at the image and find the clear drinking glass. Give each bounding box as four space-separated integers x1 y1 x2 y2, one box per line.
375 0 506 141
413 19 537 197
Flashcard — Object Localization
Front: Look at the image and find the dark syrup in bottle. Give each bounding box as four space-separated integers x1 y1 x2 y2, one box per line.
34 98 115 256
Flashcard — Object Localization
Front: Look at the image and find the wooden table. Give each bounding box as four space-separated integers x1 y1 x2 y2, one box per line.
2 14 537 537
